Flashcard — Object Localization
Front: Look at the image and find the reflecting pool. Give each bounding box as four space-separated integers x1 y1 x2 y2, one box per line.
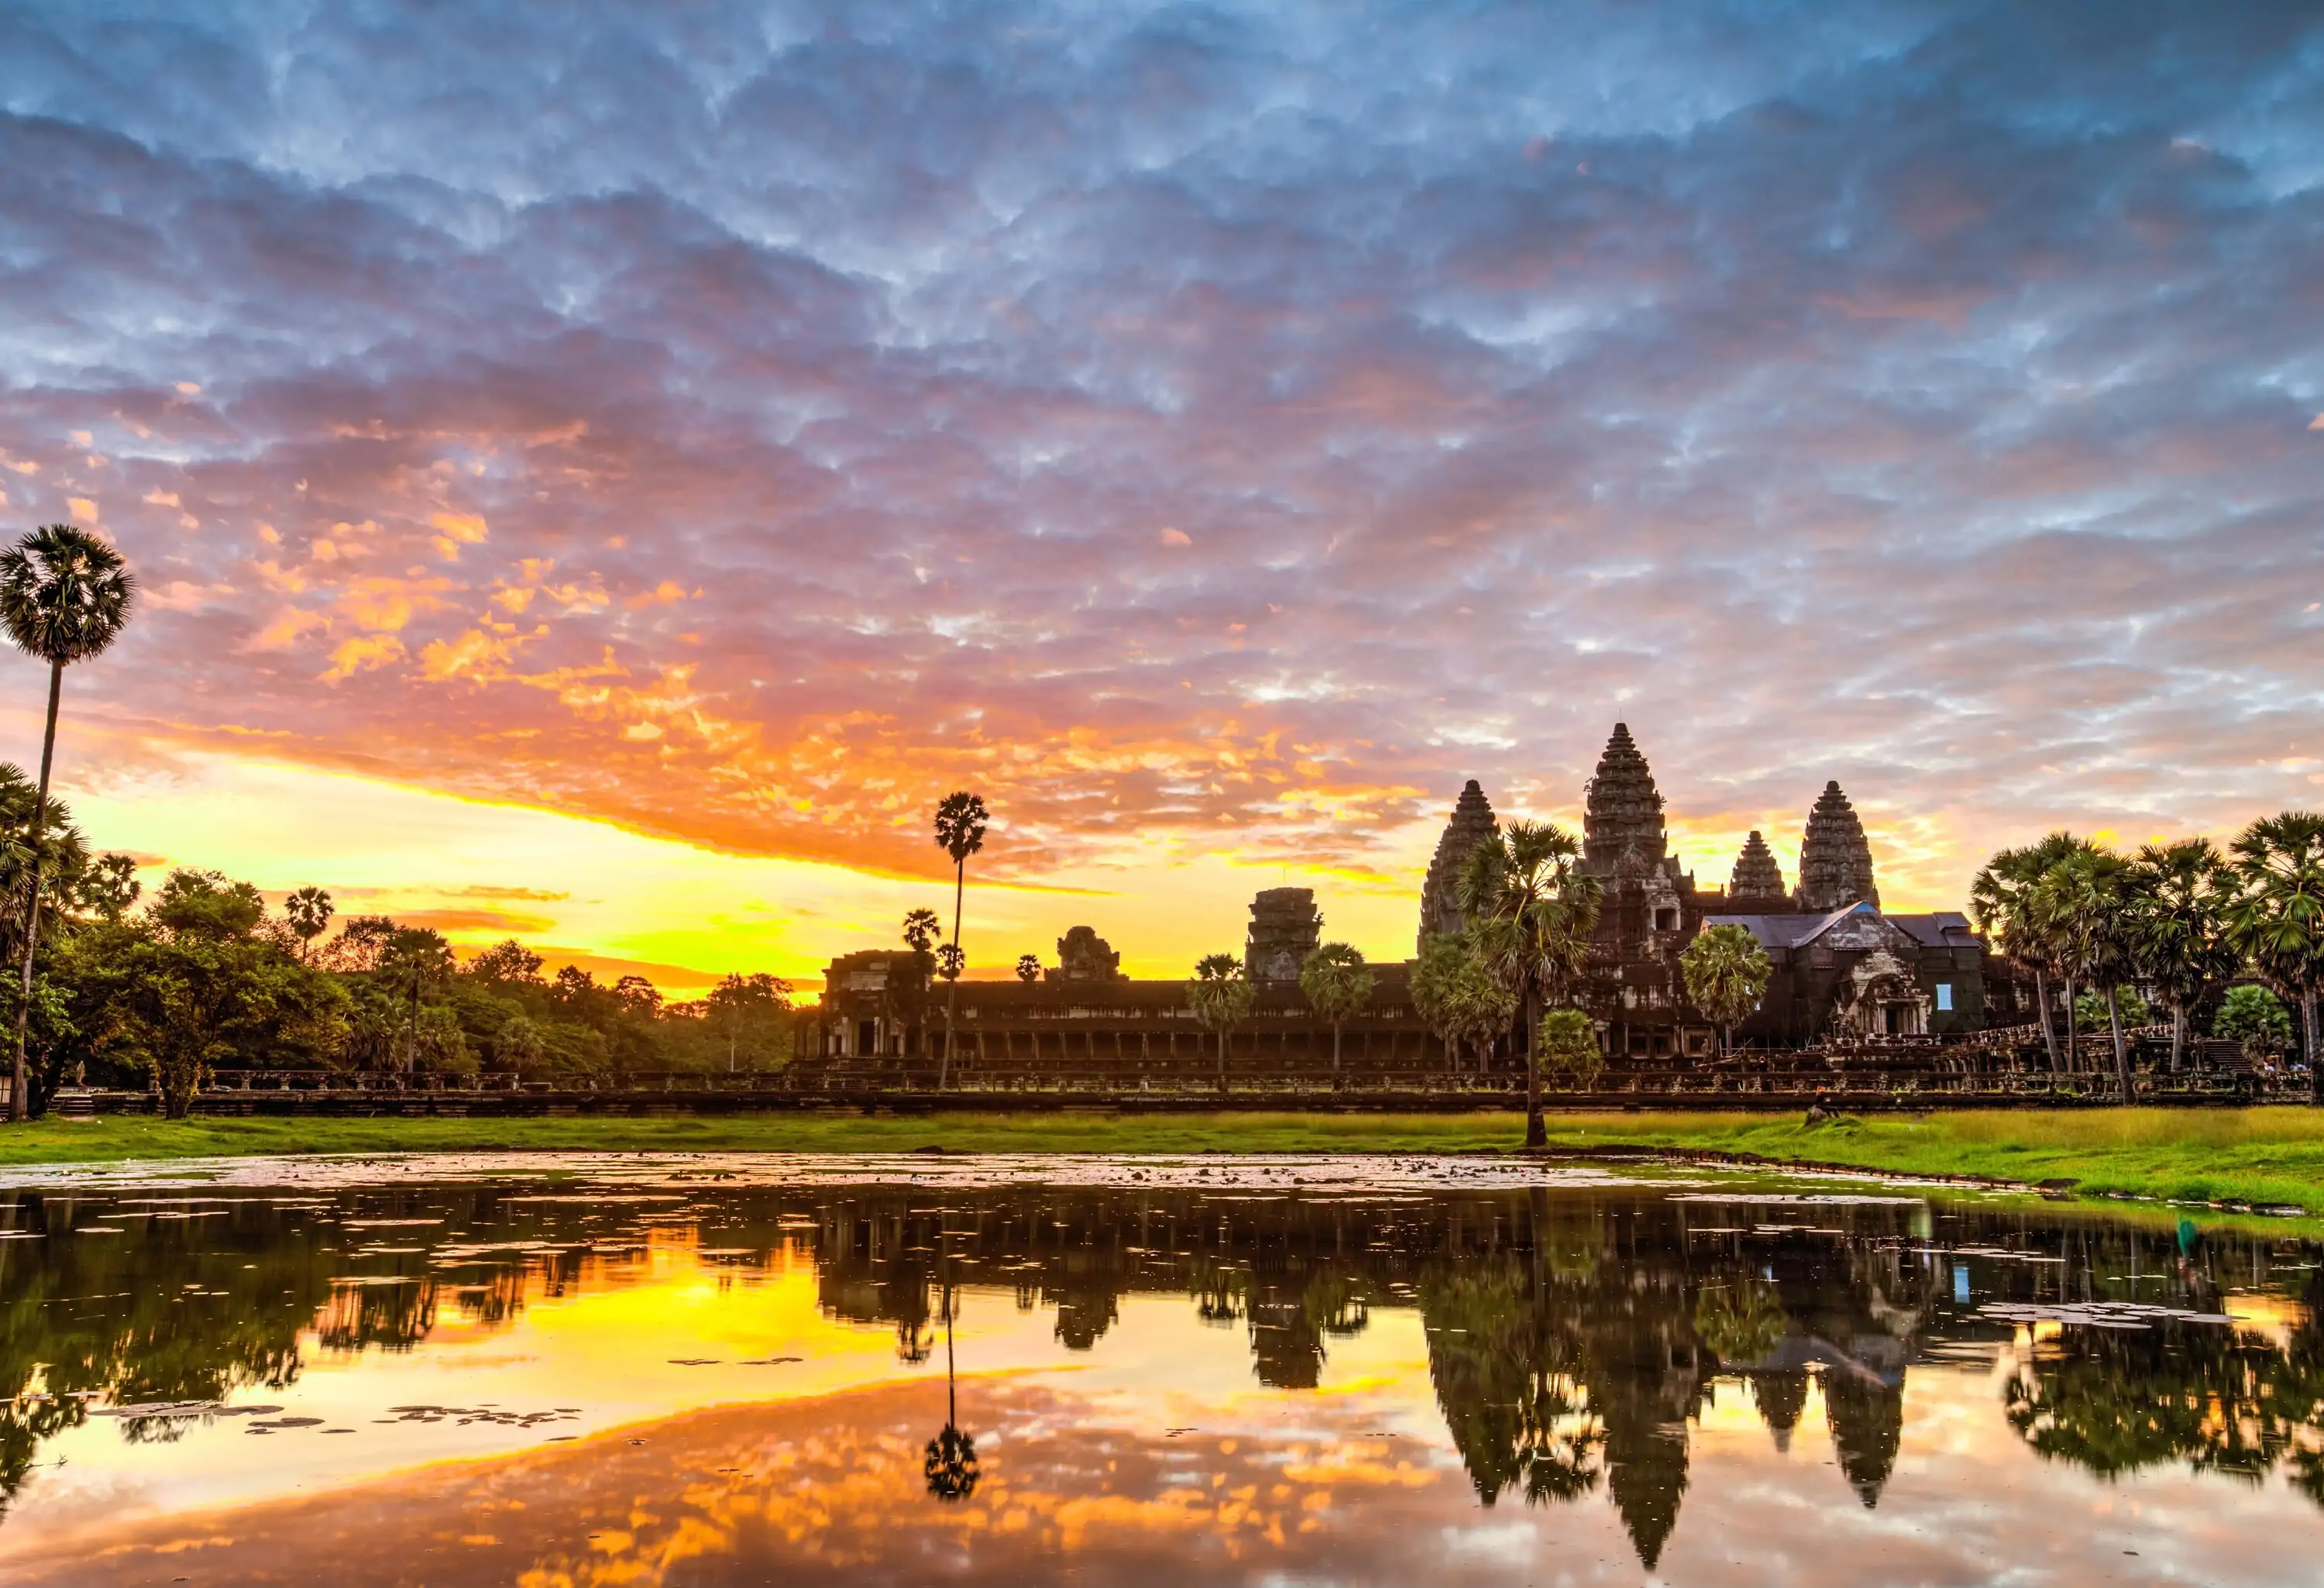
1 1152 2320 1585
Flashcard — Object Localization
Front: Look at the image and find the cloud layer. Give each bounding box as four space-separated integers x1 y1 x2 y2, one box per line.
3 1 2321 906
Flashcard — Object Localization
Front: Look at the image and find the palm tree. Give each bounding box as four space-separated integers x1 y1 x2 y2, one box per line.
2030 842 2131 1093
1298 942 1374 1081
923 1239 978 1502
2125 839 2240 1074
0 524 133 1122
1972 832 2084 1071
1679 923 1772 1058
2228 812 2324 1100
378 926 455 1077
1015 954 1041 983
931 792 988 1091
1410 933 1473 1074
1459 820 1601 1149
284 886 335 963
1188 952 1256 1092
902 907 941 954
1534 1007 1604 1093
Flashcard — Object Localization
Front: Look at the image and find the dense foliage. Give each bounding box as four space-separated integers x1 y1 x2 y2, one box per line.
1974 814 2324 1093
9 852 794 1117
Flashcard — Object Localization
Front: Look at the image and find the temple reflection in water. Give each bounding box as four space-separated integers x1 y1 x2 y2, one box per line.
2 1180 2322 1575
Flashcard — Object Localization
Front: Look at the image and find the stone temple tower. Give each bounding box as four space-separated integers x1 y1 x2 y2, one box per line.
1795 781 1879 912
1418 779 1499 950
1727 830 1788 908
1580 722 1669 876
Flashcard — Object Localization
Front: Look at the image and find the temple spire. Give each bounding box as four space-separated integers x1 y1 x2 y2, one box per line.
1728 830 1786 906
1580 722 1668 875
1795 780 1879 912
1418 779 1499 950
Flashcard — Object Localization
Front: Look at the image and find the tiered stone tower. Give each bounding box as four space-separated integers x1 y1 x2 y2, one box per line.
1795 782 1879 912
1246 887 1322 981
1727 830 1788 908
1418 779 1499 950
1580 723 1669 875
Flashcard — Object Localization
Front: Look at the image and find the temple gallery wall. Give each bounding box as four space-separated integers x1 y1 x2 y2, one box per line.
805 724 1997 1066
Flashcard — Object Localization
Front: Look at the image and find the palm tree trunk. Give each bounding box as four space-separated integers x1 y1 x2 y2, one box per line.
9 661 60 1125
2307 993 2321 1105
2106 987 2131 1102
1331 1021 1341 1081
1217 1028 1228 1093
2169 1006 2184 1075
1523 988 1545 1150
942 862 964 1091
2033 969 2058 1071
2061 974 2078 1073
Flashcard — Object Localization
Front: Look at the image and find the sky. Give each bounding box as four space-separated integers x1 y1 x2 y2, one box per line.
2 1 2320 989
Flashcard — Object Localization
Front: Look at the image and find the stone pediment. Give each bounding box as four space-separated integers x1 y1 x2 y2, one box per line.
1798 902 1917 954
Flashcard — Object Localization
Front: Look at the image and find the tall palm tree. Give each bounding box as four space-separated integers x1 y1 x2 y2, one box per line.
2229 812 2324 1100
2030 842 2129 1091
0 524 133 1122
1188 952 1256 1092
2126 839 2239 1074
1971 832 2083 1071
1679 923 1772 1059
931 792 988 1091
1298 942 1374 1080
1459 820 1601 1149
284 885 335 964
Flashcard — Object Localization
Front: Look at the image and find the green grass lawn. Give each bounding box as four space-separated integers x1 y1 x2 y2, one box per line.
3 1107 2324 1213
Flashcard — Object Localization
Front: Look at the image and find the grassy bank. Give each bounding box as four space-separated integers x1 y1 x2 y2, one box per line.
3 1108 2323 1212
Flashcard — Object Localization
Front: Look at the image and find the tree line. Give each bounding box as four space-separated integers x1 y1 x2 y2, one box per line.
0 522 795 1122
11 858 796 1118
1970 818 2324 1096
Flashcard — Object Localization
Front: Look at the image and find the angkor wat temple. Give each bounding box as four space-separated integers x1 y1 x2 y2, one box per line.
803 723 1992 1070
1425 723 1987 1059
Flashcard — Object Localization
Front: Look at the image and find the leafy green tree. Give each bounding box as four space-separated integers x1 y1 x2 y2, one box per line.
79 870 349 1115
696 971 793 1071
1298 942 1374 1078
1456 952 1520 1078
0 523 133 1122
2126 839 2241 1073
76 852 139 921
283 886 333 962
1188 952 1256 1092
1679 923 1772 1057
315 913 397 973
1410 933 1473 1072
932 792 988 1091
493 1014 546 1074
2075 985 2151 1033
1535 1007 1604 1092
468 938 545 986
1459 820 1602 1147
2215 985 2293 1064
2228 812 2324 1098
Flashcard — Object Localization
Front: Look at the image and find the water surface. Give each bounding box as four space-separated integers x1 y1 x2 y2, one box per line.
1 1153 2319 1585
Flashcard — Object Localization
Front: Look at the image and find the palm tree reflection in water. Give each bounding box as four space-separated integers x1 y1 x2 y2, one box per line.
924 1232 979 1503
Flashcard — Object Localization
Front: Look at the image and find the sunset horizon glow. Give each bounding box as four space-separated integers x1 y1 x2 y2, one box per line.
4 3 2319 992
